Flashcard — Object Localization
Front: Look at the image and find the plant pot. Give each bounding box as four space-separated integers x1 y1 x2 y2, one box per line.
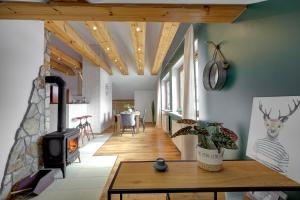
196 145 224 172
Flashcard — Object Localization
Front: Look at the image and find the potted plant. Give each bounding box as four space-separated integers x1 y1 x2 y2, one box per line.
171 119 238 171
124 104 133 112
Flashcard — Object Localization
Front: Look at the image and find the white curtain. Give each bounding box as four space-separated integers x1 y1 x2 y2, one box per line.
181 25 198 160
155 79 162 128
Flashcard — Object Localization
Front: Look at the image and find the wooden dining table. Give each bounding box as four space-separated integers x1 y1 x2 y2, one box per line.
115 111 140 134
108 160 300 200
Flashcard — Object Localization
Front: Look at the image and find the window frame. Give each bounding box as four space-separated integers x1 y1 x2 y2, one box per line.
165 79 171 110
178 65 184 112
194 39 200 119
162 73 171 111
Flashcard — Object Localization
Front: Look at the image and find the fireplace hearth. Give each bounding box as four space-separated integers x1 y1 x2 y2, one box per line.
43 76 80 178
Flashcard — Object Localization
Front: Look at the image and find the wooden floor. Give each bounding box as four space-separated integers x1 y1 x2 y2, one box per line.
96 124 226 200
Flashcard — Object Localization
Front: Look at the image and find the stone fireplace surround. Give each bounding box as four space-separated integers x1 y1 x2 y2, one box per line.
0 31 51 200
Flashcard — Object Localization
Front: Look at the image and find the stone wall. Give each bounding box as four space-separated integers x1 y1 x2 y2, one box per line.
0 31 51 200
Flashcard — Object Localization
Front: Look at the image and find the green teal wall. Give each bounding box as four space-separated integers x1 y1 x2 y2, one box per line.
196 0 300 198
161 0 300 197
196 0 300 157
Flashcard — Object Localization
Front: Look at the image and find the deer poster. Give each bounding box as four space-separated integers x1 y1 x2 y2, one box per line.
246 96 300 183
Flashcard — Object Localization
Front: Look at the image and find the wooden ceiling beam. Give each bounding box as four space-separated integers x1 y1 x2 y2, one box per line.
130 22 146 75
49 44 81 70
49 0 87 2
151 22 180 75
85 21 128 75
50 59 76 76
45 20 112 74
0 2 246 23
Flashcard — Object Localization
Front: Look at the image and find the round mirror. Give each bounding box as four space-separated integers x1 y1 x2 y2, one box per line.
203 60 227 91
209 63 219 89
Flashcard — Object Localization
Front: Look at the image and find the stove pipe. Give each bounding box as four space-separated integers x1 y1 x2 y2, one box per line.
45 76 66 132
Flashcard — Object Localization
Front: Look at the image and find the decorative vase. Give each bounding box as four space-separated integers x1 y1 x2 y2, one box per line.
196 145 224 172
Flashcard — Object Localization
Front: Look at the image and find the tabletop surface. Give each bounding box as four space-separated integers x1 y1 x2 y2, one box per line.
116 111 140 116
110 160 300 192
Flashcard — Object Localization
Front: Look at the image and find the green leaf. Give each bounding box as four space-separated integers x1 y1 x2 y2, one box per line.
171 126 193 138
177 119 197 125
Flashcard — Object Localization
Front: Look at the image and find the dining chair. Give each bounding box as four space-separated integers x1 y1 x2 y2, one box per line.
112 109 118 133
139 109 146 132
120 113 136 136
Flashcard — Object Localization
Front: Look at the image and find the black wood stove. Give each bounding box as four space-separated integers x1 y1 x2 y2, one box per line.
43 76 80 178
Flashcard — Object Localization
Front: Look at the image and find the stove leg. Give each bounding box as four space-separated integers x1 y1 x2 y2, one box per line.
61 165 66 178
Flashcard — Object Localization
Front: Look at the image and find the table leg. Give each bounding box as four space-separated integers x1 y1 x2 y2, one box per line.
107 191 111 200
214 192 217 200
120 193 123 200
166 193 170 200
117 116 121 135
136 115 140 133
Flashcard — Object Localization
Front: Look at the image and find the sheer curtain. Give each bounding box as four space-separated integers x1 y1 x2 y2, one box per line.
181 25 198 160
155 79 162 128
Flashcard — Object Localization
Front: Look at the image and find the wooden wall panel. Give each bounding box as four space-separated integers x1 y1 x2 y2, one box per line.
112 100 135 114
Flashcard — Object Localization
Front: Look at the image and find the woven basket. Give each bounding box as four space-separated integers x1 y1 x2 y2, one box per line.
197 160 223 171
196 146 224 172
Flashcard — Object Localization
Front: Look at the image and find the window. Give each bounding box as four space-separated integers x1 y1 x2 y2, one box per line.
179 66 184 111
194 39 200 119
166 80 170 110
162 73 171 110
172 39 199 116
171 56 183 114
163 39 199 116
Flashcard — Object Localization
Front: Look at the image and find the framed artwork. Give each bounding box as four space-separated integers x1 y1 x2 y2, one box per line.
246 96 300 183
246 191 287 200
105 83 111 96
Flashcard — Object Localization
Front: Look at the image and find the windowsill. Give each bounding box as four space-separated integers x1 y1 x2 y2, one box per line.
171 112 182 117
167 111 183 120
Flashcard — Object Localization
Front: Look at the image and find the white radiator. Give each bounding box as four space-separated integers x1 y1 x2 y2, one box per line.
171 119 183 152
162 112 169 133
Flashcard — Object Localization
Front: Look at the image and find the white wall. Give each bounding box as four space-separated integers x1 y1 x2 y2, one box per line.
99 69 112 131
49 104 88 132
134 90 156 122
0 20 44 183
82 59 101 133
82 59 112 133
51 69 81 97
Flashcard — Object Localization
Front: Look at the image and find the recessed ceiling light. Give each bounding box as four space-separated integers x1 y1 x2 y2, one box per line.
92 26 97 30
57 57 61 60
114 59 118 62
106 47 110 51
138 48 141 51
136 27 141 32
